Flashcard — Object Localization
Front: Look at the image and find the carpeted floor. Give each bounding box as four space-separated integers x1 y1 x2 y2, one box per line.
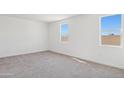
0 51 124 78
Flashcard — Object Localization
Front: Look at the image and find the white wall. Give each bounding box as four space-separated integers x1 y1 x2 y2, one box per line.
48 14 124 69
0 16 48 58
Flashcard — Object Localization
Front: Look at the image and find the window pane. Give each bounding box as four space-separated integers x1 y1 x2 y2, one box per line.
61 23 69 42
101 14 122 46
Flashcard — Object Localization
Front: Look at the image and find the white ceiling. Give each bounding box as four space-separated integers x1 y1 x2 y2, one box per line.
2 14 78 23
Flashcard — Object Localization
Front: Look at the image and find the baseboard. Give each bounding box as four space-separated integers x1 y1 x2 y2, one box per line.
48 50 124 70
0 50 49 59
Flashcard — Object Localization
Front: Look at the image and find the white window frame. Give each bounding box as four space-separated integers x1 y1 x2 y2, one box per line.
60 22 69 43
99 14 123 48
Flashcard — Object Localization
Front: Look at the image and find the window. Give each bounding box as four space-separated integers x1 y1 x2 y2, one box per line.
60 23 69 42
100 14 122 46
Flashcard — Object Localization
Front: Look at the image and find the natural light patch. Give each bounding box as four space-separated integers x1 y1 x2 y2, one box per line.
100 14 122 46
60 23 69 42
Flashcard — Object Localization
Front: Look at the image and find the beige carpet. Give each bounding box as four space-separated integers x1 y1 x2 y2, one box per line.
0 51 124 78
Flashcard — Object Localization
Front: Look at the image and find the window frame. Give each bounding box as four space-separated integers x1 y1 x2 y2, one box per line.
99 14 123 48
60 22 69 43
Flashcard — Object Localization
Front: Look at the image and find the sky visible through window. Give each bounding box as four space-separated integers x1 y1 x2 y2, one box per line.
61 23 69 37
101 14 121 36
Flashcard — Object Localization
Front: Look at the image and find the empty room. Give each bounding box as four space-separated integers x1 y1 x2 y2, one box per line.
0 14 124 78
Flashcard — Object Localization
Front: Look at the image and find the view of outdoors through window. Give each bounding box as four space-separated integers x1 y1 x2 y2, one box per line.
101 14 122 46
60 23 69 42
